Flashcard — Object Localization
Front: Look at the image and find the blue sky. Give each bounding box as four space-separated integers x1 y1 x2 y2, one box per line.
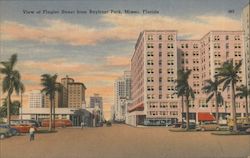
0 0 249 119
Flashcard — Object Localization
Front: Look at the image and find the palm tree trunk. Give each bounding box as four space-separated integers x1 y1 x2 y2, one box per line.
215 91 219 124
185 96 190 130
53 98 55 130
7 93 11 125
181 95 184 124
245 95 249 119
20 92 23 121
49 98 53 131
231 82 237 131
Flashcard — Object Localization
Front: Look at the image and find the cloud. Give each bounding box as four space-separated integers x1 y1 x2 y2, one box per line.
105 55 130 67
1 14 241 45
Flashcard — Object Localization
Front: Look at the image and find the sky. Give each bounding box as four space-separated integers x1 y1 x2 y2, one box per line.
0 0 249 119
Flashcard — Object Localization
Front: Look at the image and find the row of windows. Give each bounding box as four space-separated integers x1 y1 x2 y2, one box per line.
214 35 241 41
147 94 176 99
180 43 199 49
147 43 175 49
148 111 178 116
147 77 175 83
213 43 241 49
147 34 174 41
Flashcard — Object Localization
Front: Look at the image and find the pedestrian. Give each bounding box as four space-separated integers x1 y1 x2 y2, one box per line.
29 126 35 141
81 121 84 129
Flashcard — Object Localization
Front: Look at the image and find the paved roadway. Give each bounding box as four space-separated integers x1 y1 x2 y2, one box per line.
0 124 250 158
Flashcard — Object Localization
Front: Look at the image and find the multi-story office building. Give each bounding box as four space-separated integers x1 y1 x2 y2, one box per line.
43 76 86 109
29 90 44 108
114 71 132 121
68 82 86 108
242 4 250 88
179 31 245 122
44 84 63 108
129 30 179 126
129 30 246 126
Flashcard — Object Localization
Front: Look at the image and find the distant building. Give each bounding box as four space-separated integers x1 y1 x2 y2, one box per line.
29 90 44 108
90 94 103 120
90 94 103 109
114 71 132 122
43 76 86 109
43 83 63 108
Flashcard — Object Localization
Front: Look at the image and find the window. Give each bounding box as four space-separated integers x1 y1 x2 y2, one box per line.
167 43 174 49
159 60 162 66
159 69 162 74
214 43 220 49
147 43 154 48
185 44 188 48
148 35 153 40
226 43 229 49
225 35 229 40
159 52 162 57
159 43 162 49
147 60 154 65
147 51 154 57
159 77 162 82
168 34 174 41
159 35 162 40
193 44 198 48
214 35 220 41
234 35 240 40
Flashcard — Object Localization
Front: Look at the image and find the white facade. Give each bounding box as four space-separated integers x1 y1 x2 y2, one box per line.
242 4 250 87
29 90 44 108
21 107 77 120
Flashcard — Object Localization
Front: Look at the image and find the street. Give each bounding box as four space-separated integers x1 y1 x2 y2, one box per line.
1 124 250 158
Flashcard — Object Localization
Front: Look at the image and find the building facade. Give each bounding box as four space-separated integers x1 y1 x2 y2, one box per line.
89 94 103 120
114 71 132 122
242 4 250 87
29 90 44 108
129 30 179 126
129 30 247 126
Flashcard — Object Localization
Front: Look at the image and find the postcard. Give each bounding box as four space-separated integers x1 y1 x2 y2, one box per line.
0 0 250 158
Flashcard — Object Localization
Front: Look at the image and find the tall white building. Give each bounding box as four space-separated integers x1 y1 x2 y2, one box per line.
113 71 132 122
29 90 44 108
242 3 250 87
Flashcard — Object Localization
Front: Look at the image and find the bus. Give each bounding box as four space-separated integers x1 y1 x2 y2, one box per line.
10 119 40 127
41 119 73 127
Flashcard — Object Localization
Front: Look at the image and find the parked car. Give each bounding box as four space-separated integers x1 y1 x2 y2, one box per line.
106 121 112 127
198 122 220 131
11 124 37 133
0 127 11 139
0 124 20 136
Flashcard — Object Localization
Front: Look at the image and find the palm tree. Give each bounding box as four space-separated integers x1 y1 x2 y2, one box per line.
202 78 224 124
175 69 195 130
0 98 20 118
215 60 242 131
41 74 61 131
19 84 25 120
0 54 24 125
235 85 250 119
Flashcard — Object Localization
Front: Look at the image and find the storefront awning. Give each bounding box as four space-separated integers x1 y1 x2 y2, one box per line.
198 113 215 121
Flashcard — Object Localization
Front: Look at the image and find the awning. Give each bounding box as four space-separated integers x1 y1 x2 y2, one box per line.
198 113 215 121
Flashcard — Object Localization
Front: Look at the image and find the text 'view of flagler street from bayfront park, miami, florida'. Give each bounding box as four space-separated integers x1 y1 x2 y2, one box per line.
0 0 250 158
